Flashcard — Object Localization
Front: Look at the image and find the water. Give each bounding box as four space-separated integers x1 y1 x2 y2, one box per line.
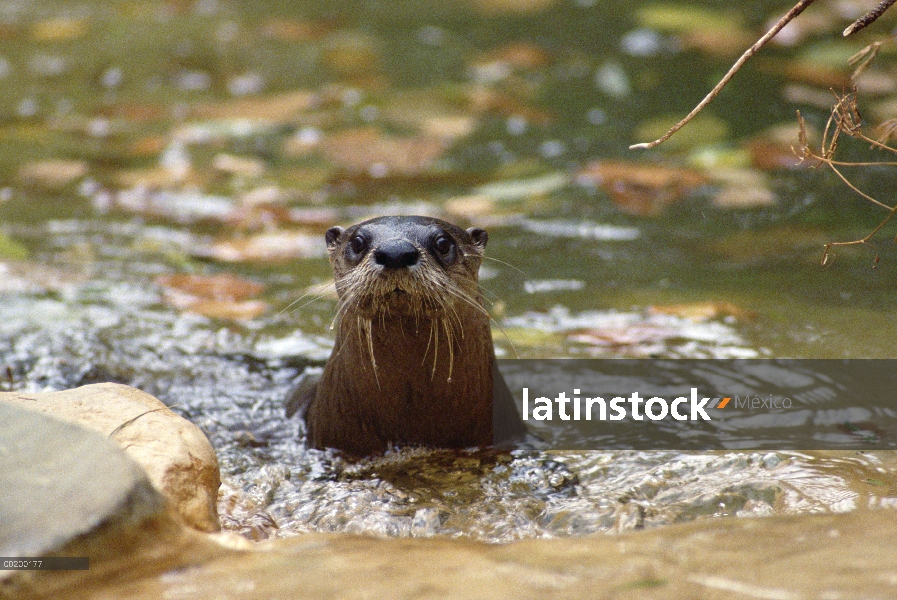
1 0 896 542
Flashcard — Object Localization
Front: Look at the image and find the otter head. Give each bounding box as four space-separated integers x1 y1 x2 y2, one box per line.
325 216 488 319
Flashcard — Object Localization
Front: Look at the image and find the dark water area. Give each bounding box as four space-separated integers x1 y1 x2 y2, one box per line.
1 0 897 542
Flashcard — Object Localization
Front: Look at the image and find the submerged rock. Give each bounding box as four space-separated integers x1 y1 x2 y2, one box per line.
0 383 220 532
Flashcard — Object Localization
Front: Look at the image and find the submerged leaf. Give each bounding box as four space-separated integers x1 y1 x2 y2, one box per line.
578 161 707 216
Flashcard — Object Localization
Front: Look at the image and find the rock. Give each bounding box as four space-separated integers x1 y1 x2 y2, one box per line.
34 508 897 599
0 384 220 532
0 403 225 600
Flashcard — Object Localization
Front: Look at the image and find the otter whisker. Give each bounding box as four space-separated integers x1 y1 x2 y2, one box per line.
278 279 335 317
442 317 455 383
431 318 439 380
479 254 528 277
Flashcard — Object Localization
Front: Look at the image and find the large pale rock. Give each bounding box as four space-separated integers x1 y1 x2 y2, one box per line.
0 403 226 600
38 507 897 599
0 383 220 532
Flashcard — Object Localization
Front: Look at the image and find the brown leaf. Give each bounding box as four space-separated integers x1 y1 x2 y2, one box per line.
156 273 268 321
192 91 317 123
568 324 676 348
467 87 554 125
468 0 558 15
31 18 87 42
196 230 326 263
578 161 708 216
18 159 88 190
100 103 169 123
156 273 264 302
259 19 334 42
679 29 754 58
648 302 756 322
479 42 551 70
183 299 268 321
321 128 446 176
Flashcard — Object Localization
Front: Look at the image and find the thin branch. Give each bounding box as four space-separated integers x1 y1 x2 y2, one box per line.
843 0 897 37
630 0 818 150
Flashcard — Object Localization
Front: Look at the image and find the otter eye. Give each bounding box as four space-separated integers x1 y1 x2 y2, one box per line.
433 235 454 256
349 234 367 255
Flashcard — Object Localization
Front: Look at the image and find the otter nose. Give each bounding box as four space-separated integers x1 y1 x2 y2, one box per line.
374 240 420 269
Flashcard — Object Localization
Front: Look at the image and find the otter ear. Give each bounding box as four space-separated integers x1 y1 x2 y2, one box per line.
325 226 344 248
466 227 488 251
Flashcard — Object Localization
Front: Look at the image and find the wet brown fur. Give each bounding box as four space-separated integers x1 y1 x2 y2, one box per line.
287 216 524 457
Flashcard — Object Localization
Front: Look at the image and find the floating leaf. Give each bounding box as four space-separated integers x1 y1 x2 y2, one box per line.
648 302 756 322
192 91 317 122
321 128 446 177
31 18 87 42
468 0 558 15
578 161 707 216
196 230 326 263
156 273 268 321
156 273 264 302
18 159 87 190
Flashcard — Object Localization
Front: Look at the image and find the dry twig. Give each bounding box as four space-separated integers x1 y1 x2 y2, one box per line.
843 0 897 37
794 91 897 266
630 0 818 150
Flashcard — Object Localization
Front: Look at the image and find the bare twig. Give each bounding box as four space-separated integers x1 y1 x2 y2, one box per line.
843 0 897 37
795 92 897 266
847 33 897 78
630 0 818 150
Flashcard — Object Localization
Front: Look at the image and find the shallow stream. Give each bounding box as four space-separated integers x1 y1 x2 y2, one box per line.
1 0 896 542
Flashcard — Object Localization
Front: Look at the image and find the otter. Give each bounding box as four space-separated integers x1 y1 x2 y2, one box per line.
285 215 526 457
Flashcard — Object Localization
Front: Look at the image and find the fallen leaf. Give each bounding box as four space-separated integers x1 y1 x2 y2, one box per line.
478 42 551 70
31 18 87 42
128 136 168 158
323 32 382 78
156 273 268 321
321 128 446 176
444 195 497 219
182 299 269 321
259 19 334 42
568 323 676 349
156 272 264 301
468 0 558 14
192 91 317 122
212 153 266 178
578 161 708 216
100 103 169 123
648 302 756 322
467 87 554 125
196 230 326 263
18 159 88 190
679 28 754 58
